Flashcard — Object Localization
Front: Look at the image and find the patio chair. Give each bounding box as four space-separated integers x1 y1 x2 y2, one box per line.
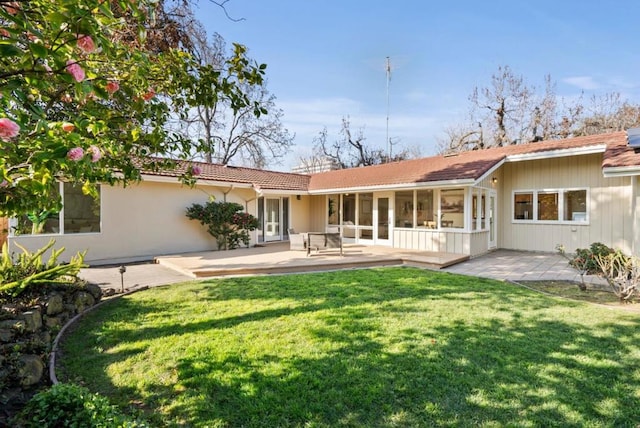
288 228 307 251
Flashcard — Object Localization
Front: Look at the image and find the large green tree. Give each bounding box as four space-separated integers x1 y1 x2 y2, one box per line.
0 0 265 217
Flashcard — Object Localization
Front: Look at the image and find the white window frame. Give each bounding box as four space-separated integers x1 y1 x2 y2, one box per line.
511 188 589 225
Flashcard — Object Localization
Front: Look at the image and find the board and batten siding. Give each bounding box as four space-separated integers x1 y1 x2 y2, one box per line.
393 229 489 257
499 153 633 254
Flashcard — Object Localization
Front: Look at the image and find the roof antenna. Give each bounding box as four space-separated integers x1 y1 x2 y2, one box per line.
385 56 391 162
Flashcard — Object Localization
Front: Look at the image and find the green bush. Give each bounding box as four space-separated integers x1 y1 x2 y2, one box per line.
0 240 86 298
11 383 148 428
186 200 259 250
569 242 614 275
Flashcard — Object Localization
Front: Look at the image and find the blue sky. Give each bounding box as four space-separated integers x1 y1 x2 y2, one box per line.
196 0 640 170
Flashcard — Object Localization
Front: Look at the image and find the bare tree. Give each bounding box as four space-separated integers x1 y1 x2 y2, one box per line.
300 117 416 170
469 65 534 147
436 122 484 155
440 65 640 154
573 93 640 136
211 82 294 168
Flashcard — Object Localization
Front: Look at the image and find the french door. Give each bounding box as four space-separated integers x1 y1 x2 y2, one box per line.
260 197 289 242
374 193 392 246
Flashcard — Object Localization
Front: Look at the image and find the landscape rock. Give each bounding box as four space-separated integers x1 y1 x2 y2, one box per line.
0 327 15 342
85 282 103 300
18 354 44 387
45 293 64 316
21 309 42 332
73 291 95 313
1 281 101 418
0 319 25 333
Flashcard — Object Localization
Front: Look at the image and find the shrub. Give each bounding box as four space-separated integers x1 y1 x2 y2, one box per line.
595 250 638 302
0 240 86 298
11 383 149 427
186 200 259 250
570 242 614 275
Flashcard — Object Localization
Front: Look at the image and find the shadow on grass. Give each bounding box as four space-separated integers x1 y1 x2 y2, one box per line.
59 268 640 427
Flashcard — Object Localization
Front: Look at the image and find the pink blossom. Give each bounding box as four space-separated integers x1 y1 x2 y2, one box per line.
141 87 155 101
76 34 96 53
66 60 85 82
0 118 20 141
67 147 84 161
0 180 8 188
191 165 202 176
4 2 19 15
105 81 119 94
88 145 101 162
0 29 9 38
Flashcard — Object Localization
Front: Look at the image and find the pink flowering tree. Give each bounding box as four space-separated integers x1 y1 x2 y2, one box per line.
186 200 258 250
0 0 265 217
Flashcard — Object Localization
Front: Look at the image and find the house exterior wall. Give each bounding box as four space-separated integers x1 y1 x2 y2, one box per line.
499 154 634 255
632 176 640 256
9 180 260 264
289 194 312 233
308 195 327 232
393 229 466 253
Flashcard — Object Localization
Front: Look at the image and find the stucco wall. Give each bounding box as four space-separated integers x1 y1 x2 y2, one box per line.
288 194 311 233
498 154 633 254
9 180 260 264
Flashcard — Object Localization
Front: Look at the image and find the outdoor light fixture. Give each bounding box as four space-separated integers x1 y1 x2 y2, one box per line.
119 265 126 293
492 177 498 184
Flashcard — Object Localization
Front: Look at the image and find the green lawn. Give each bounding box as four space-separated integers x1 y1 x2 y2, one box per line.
60 267 640 427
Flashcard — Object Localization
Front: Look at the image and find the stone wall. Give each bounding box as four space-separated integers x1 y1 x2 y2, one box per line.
0 282 102 423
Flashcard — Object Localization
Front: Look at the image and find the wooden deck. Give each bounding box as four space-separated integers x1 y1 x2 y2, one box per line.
154 242 469 278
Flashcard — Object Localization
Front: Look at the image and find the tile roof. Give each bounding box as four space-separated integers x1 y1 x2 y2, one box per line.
144 131 639 193
602 131 640 169
148 159 311 191
308 131 633 191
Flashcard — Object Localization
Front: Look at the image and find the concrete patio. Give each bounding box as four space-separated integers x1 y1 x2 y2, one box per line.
79 243 607 291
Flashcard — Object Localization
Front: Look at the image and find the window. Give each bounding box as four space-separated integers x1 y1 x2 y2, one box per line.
564 190 587 221
472 189 486 231
514 192 533 220
416 190 434 227
537 192 558 221
395 191 413 227
342 194 356 224
15 183 100 235
328 195 339 225
358 193 373 226
440 189 464 228
512 189 588 223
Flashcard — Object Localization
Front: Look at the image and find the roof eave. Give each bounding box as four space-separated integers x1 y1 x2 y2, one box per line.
602 166 640 178
505 144 607 162
141 173 255 189
308 178 477 195
474 159 506 186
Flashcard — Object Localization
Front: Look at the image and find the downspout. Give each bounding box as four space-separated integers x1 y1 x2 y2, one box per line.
251 184 264 245
222 185 234 202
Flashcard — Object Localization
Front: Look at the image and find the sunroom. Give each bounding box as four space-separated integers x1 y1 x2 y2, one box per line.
317 181 497 257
